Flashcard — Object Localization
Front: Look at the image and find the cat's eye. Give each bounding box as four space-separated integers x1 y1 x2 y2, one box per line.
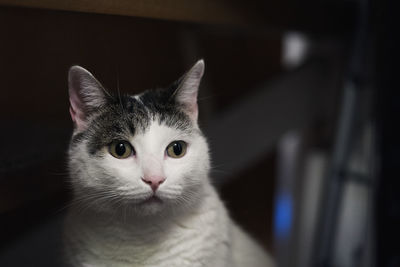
166 141 187 158
109 141 134 159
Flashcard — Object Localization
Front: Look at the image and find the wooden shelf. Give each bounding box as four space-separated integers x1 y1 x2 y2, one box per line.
0 0 255 25
0 0 356 34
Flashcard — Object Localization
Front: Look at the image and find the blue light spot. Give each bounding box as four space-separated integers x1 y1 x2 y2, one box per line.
273 192 293 240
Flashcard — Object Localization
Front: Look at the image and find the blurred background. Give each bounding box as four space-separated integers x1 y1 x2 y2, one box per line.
0 0 398 266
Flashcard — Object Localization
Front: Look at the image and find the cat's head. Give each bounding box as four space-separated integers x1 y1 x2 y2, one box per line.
67 60 209 216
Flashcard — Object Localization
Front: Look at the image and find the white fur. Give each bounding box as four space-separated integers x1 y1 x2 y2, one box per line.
66 119 274 267
66 60 274 266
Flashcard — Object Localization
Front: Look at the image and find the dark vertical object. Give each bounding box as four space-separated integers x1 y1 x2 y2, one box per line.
313 0 370 266
376 0 400 266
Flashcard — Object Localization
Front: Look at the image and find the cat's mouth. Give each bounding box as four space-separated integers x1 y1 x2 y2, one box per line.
140 195 163 205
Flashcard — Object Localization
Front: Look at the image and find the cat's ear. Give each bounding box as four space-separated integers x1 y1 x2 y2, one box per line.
173 59 204 121
68 66 109 131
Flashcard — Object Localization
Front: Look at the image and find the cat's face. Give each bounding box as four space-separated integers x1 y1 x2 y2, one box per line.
68 61 209 216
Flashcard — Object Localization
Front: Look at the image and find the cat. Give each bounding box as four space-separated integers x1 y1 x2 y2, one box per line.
64 60 274 267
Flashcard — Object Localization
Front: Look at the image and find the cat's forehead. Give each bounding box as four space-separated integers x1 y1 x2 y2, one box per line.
126 89 193 132
98 88 193 133
133 120 190 149
73 88 194 154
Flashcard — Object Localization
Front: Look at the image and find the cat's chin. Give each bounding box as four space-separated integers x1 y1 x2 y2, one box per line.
139 195 163 205
132 198 168 217
127 193 192 218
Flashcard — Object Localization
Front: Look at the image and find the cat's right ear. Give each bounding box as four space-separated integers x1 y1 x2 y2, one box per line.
171 60 204 122
68 66 108 131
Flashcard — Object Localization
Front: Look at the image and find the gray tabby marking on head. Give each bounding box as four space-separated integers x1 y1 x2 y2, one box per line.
68 61 204 155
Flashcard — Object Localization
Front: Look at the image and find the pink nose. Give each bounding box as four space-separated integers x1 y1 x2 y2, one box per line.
141 175 166 192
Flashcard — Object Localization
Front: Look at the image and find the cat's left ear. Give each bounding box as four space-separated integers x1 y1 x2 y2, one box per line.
68 66 109 131
173 59 204 121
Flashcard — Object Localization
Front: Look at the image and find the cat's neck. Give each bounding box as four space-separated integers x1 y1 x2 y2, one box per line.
66 182 221 252
65 183 228 266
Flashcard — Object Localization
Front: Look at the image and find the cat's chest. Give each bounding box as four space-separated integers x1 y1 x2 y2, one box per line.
68 198 231 267
88 227 225 267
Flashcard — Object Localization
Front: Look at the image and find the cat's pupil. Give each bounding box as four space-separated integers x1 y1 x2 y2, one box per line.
173 142 182 155
115 143 126 156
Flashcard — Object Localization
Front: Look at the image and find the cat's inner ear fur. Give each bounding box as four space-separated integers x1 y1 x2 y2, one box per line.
68 66 109 131
172 60 204 121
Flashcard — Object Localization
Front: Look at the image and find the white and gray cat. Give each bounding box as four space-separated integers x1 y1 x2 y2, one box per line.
64 60 274 267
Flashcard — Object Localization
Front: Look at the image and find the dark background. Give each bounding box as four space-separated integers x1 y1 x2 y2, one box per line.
0 1 397 267
0 5 283 263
